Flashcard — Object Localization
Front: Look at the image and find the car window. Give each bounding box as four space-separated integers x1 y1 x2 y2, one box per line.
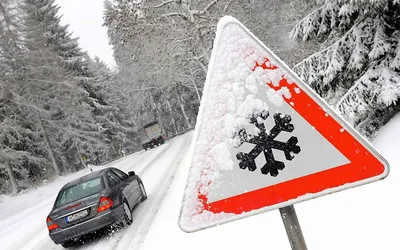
107 171 121 186
55 177 104 208
106 174 117 187
112 168 128 181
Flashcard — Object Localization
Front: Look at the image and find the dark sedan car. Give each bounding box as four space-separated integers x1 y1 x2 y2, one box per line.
46 167 147 248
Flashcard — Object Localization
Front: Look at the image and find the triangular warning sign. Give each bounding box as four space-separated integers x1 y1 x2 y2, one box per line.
179 16 389 232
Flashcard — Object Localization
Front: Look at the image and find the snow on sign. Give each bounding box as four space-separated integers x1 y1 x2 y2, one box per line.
178 16 390 232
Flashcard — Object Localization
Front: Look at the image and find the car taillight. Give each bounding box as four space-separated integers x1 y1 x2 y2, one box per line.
46 216 58 231
97 197 113 212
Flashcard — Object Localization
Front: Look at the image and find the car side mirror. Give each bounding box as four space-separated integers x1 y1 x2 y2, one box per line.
128 171 136 176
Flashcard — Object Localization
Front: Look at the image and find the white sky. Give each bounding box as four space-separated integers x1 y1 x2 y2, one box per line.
55 0 117 68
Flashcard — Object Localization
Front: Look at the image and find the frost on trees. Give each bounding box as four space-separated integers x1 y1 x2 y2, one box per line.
235 110 301 177
291 0 400 138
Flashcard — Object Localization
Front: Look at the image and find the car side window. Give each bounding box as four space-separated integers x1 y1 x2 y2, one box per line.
111 169 128 181
106 174 117 187
107 171 121 186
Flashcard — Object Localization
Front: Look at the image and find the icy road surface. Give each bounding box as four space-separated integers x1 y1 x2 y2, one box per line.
1 113 400 250
0 133 193 250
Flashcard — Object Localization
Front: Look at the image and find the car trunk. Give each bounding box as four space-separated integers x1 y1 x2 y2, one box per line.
50 192 103 228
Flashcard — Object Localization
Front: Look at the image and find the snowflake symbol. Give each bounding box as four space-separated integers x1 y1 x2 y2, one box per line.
235 111 301 177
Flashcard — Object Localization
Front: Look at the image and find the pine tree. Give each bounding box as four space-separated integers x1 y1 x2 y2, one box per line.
19 0 104 173
86 56 138 159
26 0 137 163
291 0 400 137
0 0 142 194
0 0 44 193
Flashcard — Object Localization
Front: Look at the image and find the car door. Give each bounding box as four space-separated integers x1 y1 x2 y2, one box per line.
106 171 128 206
130 178 141 205
111 169 136 207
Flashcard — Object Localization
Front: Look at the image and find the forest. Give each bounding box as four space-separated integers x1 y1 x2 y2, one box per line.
1 0 399 194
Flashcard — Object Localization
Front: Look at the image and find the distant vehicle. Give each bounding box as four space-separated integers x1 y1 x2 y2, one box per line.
46 167 147 248
138 121 166 150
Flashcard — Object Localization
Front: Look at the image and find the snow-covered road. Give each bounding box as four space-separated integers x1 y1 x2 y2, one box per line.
0 132 192 250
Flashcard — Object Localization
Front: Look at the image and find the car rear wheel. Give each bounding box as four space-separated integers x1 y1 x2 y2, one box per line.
140 182 147 201
123 200 132 226
61 239 75 248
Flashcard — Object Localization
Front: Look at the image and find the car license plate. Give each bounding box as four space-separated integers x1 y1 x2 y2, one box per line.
66 209 89 223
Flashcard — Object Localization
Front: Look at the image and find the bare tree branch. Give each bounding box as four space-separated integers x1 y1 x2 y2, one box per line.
143 0 176 9
224 0 234 12
127 86 159 94
159 12 189 21
192 0 220 16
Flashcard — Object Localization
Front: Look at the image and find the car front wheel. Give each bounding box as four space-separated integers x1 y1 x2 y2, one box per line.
122 200 132 226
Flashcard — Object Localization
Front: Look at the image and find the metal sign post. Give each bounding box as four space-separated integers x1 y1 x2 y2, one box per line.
279 205 308 250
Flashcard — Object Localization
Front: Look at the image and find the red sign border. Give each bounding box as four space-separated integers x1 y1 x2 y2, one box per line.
179 17 389 233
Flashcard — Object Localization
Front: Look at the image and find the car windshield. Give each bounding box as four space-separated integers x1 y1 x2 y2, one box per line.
55 177 104 208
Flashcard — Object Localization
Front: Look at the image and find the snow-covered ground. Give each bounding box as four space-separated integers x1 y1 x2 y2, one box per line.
0 113 399 250
0 133 192 250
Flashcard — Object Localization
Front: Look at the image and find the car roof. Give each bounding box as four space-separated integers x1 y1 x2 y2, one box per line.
62 168 112 190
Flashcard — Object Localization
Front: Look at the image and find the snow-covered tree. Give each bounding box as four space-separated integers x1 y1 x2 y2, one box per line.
104 0 219 133
104 0 224 71
0 0 42 193
26 0 137 162
0 0 137 193
103 0 317 136
20 0 104 172
86 56 138 159
291 0 400 137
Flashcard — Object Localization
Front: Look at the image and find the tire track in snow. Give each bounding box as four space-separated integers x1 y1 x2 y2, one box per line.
26 145 172 250
115 135 192 250
0 150 148 237
117 142 173 176
0 148 156 249
78 134 191 250
103 150 146 167
27 137 179 250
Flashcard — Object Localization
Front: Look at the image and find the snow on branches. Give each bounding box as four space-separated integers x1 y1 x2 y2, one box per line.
291 0 400 137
